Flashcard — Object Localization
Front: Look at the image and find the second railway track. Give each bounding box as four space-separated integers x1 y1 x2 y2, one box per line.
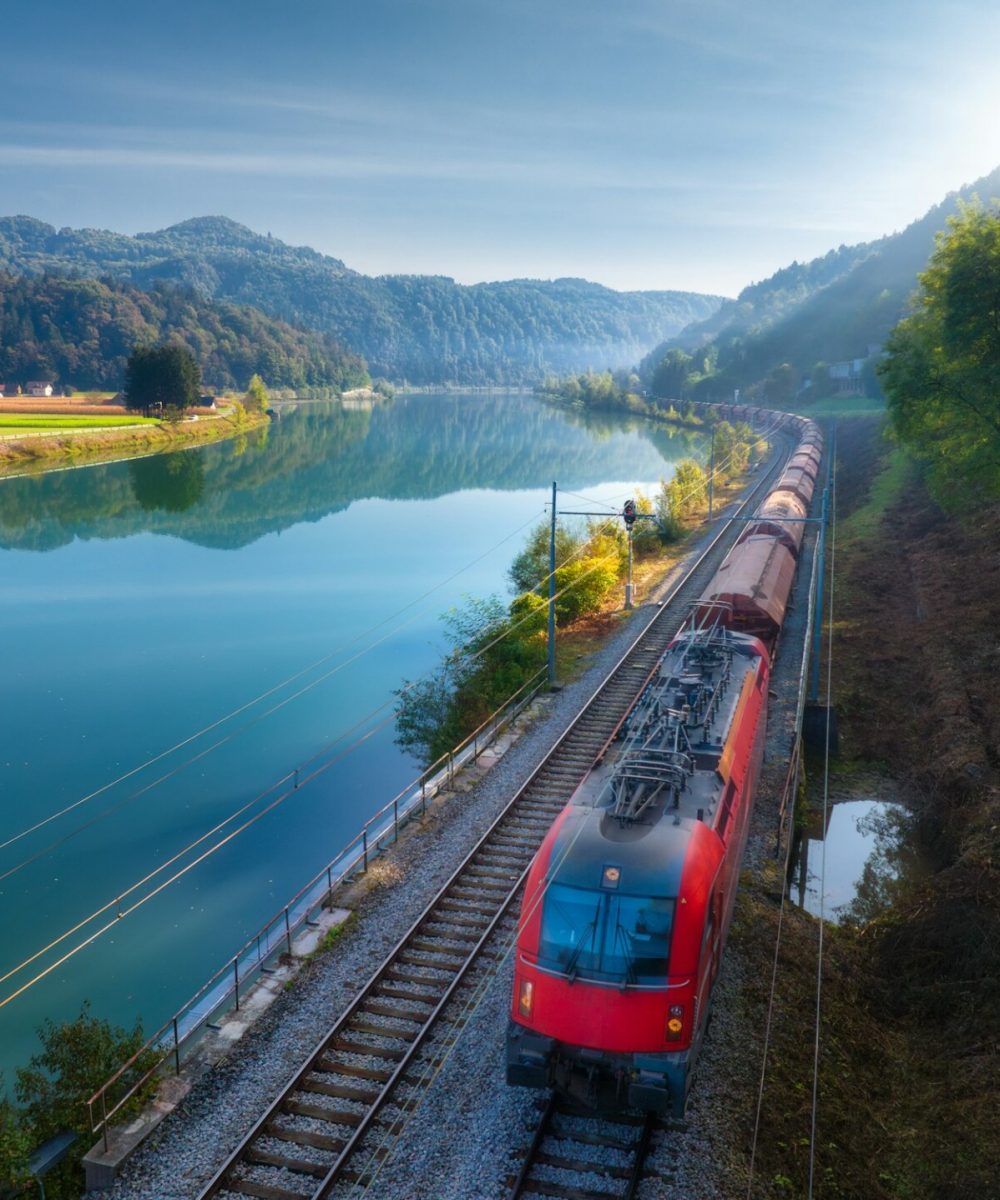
199 438 792 1200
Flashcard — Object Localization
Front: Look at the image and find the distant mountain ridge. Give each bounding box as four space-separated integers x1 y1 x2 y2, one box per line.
639 164 1000 402
0 216 724 385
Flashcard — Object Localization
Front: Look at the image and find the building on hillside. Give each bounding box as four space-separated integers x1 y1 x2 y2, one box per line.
0 383 7 397
26 380 54 397
828 359 865 396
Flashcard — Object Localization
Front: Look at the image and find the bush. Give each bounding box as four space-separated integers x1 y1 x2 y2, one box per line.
16 1002 159 1142
510 590 547 636
554 554 620 624
394 594 547 765
0 1091 31 1192
631 491 661 554
656 459 710 543
11 1003 159 1199
509 520 580 594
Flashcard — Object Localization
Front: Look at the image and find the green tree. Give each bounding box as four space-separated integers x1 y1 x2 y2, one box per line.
672 458 709 514
0 1090 31 1192
657 458 708 542
879 197 1000 507
631 491 660 554
508 520 580 594
711 420 751 480
553 553 619 624
764 362 797 406
244 372 269 413
15 1003 157 1143
394 593 546 765
124 342 201 415
650 349 693 399
14 1003 159 1197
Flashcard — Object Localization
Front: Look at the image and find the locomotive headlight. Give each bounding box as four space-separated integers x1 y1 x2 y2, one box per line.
666 1004 684 1041
518 978 534 1019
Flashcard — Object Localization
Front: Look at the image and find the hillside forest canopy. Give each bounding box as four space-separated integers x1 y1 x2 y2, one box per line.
0 271 368 393
0 215 724 385
878 198 1000 510
637 163 1000 410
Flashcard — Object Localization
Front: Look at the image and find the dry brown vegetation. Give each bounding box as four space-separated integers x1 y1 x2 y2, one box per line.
737 415 1000 1199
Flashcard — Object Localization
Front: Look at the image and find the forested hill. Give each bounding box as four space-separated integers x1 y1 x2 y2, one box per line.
638 163 1000 402
0 216 724 384
0 271 369 392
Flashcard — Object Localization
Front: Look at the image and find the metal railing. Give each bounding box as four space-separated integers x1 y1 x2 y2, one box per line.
86 665 547 1148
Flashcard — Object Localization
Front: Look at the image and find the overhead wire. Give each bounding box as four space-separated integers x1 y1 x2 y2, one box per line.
347 604 707 1195
0 513 669 1008
341 701 635 1196
555 487 622 511
808 432 837 1200
0 706 401 1011
347 419 793 1192
0 507 549 857
1 419 781 1010
745 425 832 1199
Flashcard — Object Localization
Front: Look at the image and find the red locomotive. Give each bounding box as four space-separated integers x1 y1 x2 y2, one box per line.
507 412 822 1117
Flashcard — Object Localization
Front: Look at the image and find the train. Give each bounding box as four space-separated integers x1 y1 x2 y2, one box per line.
506 407 823 1117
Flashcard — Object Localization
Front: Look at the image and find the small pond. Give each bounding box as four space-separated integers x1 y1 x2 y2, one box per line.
792 798 916 924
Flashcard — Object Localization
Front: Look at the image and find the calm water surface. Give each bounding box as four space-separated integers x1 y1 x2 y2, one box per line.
0 393 706 1081
794 798 912 922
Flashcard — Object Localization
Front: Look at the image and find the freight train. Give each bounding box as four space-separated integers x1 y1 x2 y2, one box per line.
506 408 823 1117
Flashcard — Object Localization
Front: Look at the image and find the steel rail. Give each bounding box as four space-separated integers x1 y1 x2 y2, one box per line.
507 1095 657 1200
197 439 793 1200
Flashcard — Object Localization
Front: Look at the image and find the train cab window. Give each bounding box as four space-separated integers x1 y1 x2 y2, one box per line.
537 883 675 985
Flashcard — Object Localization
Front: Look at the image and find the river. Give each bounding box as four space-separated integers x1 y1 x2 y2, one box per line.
0 392 706 1085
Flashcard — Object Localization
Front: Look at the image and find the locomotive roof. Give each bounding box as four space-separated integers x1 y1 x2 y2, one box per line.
544 804 699 898
546 629 763 898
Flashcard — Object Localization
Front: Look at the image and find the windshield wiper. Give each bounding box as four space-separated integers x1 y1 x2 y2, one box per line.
613 922 637 990
564 918 598 983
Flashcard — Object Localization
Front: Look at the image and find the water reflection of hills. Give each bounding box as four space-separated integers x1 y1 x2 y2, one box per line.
0 395 706 552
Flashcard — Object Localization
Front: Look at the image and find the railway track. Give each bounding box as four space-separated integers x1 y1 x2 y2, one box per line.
507 1094 658 1200
198 440 791 1200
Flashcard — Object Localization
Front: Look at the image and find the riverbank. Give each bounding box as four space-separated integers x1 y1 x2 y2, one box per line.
0 406 269 478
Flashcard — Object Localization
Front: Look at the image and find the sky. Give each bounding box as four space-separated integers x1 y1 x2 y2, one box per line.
3 0 1000 296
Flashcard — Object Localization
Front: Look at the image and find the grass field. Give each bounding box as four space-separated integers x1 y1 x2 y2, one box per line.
0 414 156 431
792 393 887 417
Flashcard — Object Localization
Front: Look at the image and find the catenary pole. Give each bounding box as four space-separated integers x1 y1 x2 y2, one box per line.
708 423 716 522
548 481 557 685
